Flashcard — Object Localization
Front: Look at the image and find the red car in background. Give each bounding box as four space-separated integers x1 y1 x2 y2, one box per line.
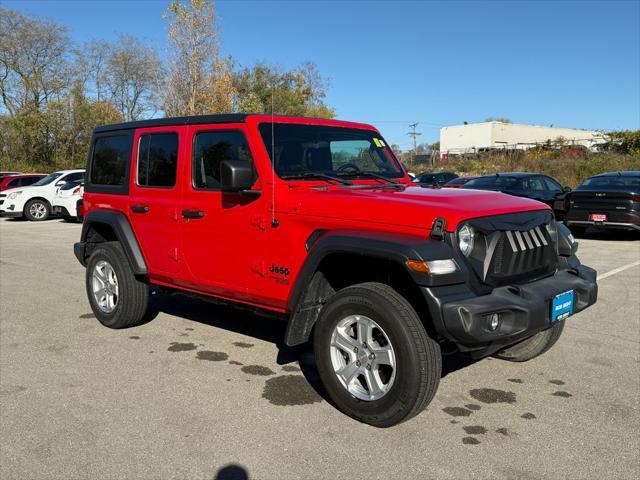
0 173 47 191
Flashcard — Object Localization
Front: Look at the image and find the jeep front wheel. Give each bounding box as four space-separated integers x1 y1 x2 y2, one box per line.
24 199 50 221
314 282 441 428
86 241 149 329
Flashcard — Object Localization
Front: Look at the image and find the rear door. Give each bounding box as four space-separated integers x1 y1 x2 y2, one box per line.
178 124 269 304
127 126 184 278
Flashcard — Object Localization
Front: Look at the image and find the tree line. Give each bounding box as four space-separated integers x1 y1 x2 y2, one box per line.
0 0 334 172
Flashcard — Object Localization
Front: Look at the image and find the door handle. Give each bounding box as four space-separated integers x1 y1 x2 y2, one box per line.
182 209 205 219
131 205 149 213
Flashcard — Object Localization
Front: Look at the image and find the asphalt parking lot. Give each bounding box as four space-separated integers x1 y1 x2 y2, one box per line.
1 218 638 480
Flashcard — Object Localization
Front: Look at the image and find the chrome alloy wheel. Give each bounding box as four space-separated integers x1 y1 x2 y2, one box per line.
92 260 119 313
329 315 396 401
29 202 47 219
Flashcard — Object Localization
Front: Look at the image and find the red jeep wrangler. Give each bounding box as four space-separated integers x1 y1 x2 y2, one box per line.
75 114 597 427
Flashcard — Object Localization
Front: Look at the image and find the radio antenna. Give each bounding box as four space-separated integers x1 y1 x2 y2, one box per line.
270 84 278 228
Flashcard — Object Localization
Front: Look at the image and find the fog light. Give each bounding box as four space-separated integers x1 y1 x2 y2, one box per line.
488 313 500 331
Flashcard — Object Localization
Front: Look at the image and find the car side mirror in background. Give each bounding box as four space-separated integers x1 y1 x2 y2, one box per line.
55 180 66 186
220 160 259 195
563 186 572 193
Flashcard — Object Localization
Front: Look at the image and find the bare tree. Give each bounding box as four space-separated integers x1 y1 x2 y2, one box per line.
104 35 162 121
74 40 112 102
163 0 234 116
0 8 70 114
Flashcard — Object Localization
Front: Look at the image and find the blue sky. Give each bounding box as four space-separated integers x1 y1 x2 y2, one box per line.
6 0 640 149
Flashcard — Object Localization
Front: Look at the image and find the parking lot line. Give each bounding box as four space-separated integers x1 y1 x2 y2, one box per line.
597 260 640 280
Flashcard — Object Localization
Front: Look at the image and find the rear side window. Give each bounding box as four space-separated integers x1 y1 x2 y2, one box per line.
62 172 85 184
90 135 130 186
8 178 20 187
192 131 253 190
137 133 179 188
21 176 42 186
542 176 562 191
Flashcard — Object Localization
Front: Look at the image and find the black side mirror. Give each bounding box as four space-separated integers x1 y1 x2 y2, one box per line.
220 160 256 193
563 186 572 193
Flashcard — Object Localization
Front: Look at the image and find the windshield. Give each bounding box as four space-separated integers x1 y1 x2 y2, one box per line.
32 172 63 186
578 175 640 190
259 123 404 180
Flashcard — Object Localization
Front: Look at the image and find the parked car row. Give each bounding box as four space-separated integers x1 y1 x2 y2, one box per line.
0 169 85 221
2 166 638 234
412 170 640 233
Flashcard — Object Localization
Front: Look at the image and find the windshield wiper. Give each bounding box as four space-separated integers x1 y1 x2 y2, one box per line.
281 172 353 185
337 171 400 184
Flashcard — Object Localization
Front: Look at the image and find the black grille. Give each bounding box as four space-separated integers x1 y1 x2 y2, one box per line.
488 227 556 284
458 210 558 289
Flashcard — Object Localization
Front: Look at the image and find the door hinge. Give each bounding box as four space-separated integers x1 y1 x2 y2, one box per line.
430 217 446 241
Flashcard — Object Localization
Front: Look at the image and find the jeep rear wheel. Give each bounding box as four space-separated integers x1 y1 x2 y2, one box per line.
24 199 50 221
314 282 441 428
492 320 565 362
86 241 149 329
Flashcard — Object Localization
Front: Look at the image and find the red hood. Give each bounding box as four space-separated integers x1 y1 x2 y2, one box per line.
279 184 550 232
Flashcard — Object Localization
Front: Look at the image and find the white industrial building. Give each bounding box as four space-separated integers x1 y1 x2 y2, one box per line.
440 121 609 155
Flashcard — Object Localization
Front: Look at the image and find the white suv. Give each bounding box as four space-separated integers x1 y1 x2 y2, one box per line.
0 169 85 221
52 181 84 221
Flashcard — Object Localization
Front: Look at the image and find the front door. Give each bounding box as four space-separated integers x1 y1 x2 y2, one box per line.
178 124 269 305
128 126 184 278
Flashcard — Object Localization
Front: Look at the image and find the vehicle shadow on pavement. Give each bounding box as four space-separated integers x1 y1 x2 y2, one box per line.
147 292 329 401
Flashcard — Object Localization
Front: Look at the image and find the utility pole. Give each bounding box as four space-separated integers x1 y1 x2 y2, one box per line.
407 122 422 161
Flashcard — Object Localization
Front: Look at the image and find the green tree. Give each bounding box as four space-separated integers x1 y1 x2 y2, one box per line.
233 62 334 117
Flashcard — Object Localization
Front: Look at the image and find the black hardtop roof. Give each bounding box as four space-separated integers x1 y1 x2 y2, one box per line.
591 171 640 177
93 114 249 133
92 113 361 134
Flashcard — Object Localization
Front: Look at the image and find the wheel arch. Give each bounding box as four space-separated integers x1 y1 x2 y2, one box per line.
75 210 147 275
23 196 51 210
284 230 458 347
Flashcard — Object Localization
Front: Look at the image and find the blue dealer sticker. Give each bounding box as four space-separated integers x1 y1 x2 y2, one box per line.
551 290 574 322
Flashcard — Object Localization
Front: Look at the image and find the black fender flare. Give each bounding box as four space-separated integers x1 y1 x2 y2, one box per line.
74 210 148 275
284 229 463 346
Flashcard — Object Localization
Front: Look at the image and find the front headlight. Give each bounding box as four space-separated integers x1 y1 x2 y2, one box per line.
8 191 22 200
458 225 474 257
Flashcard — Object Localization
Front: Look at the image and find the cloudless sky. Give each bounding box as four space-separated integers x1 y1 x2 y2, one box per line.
5 0 640 149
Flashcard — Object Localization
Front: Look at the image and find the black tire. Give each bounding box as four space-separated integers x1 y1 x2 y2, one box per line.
492 321 565 362
313 282 441 428
85 241 149 329
24 198 50 221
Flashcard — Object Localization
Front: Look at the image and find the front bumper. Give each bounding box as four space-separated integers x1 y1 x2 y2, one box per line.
423 258 597 354
0 211 23 218
566 219 640 231
52 206 71 217
566 209 640 231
